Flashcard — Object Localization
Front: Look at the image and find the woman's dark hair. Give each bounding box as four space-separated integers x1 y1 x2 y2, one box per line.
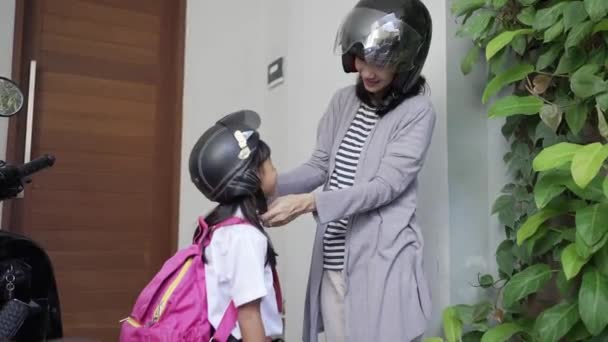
356 74 427 116
197 140 277 266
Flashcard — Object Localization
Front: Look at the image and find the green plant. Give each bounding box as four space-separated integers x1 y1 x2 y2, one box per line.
429 0 608 341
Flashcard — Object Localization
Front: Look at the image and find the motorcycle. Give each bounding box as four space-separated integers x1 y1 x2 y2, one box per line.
0 76 61 341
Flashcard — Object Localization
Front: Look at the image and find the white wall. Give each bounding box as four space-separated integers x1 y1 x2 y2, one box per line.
445 0 509 307
417 0 451 334
179 0 269 247
0 0 16 221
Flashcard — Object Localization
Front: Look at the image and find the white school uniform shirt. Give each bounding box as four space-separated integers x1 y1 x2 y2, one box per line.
204 210 283 339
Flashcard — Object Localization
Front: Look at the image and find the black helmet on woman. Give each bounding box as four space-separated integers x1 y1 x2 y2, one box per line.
334 0 432 97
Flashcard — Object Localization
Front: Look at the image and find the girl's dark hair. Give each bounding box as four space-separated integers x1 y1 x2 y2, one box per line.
356 74 427 116
198 140 277 266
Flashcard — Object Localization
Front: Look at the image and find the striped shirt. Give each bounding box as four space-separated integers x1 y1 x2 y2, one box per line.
323 103 379 270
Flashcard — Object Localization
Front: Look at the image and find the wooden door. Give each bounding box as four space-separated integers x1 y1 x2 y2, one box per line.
4 0 185 340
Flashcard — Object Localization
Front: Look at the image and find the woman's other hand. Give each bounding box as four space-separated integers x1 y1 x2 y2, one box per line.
261 193 316 227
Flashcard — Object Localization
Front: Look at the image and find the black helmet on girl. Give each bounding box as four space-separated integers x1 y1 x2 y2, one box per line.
188 110 263 203
334 0 432 94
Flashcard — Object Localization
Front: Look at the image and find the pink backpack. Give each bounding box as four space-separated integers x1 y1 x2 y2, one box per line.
119 216 283 342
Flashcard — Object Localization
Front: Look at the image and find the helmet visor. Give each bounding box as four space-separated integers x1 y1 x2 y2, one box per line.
334 7 423 70
217 110 261 131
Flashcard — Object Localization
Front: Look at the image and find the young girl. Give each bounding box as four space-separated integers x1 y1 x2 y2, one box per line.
188 110 283 342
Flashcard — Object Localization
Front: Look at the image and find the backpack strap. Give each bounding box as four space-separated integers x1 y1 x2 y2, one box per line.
200 216 284 341
209 217 244 342
195 216 247 246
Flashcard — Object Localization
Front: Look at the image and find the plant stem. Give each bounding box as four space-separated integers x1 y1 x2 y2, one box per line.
536 71 569 78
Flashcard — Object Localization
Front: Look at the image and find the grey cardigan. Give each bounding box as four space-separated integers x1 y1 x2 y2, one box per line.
278 86 436 342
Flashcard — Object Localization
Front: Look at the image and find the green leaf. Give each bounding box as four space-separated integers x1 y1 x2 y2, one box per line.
562 243 591 279
597 93 608 111
479 274 494 288
492 195 515 214
589 46 607 65
518 0 537 5
536 120 565 147
486 29 534 61
525 228 549 257
534 142 582 172
517 208 562 245
424 338 444 342
566 21 595 48
511 35 527 55
503 264 552 307
497 240 515 277
537 44 562 71
593 243 608 278
562 228 577 242
472 302 492 322
457 10 494 40
540 104 563 132
492 0 508 9
544 19 564 43
482 64 534 104
461 45 481 75
490 48 511 76
462 332 484 342
585 0 608 22
557 269 575 296
564 321 592 341
564 2 590 30
513 240 532 264
534 170 568 208
493 194 516 227
576 203 608 250
453 304 475 325
604 176 608 198
562 199 589 213
571 65 608 98
597 106 608 139
488 95 543 118
556 47 587 75
575 63 602 75
579 268 608 335
534 301 580 342
534 2 568 30
442 307 463 342
534 230 565 256
566 175 606 202
588 331 608 342
576 229 608 259
481 323 524 342
571 143 608 188
594 19 608 33
565 102 588 135
518 7 536 26
452 0 486 17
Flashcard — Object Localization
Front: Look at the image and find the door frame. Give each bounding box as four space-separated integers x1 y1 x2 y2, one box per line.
3 0 186 253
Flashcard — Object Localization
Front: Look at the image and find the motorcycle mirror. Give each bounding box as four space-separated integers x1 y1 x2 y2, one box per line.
0 77 24 118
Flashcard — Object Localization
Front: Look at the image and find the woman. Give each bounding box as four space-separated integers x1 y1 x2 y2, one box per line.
261 0 434 341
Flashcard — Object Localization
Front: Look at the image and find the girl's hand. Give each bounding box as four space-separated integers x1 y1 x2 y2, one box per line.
261 193 316 227
238 299 266 342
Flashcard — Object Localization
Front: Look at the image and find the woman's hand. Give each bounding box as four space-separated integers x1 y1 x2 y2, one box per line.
261 193 316 227
238 299 266 342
